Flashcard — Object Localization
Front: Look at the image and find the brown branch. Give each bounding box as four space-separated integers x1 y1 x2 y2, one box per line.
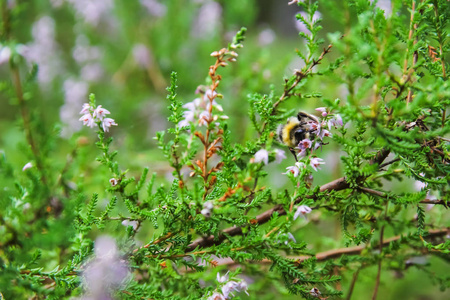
359 187 448 207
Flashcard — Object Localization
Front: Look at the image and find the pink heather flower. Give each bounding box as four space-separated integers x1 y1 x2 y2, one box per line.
318 128 332 140
93 105 111 120
22 162 33 171
217 272 229 283
79 113 96 128
102 118 118 132
274 149 286 163
310 157 325 171
293 205 312 220
315 107 328 117
253 149 269 165
283 162 304 177
298 138 312 150
80 103 91 114
204 201 214 210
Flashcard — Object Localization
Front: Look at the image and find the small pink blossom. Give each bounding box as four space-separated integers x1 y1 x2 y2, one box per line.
310 157 325 171
80 103 91 114
102 117 118 132
253 149 269 165
79 113 96 128
293 205 312 220
22 162 33 171
93 105 111 120
109 178 118 186
315 107 328 117
283 162 304 177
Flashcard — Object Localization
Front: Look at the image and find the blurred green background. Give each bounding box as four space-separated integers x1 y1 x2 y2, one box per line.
0 0 448 299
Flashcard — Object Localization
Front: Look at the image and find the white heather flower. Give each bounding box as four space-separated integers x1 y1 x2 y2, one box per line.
293 205 312 220
0 46 11 64
201 208 211 218
109 178 118 186
22 162 33 171
81 236 129 300
274 149 286 164
253 149 269 165
222 281 239 298
121 220 138 230
236 280 249 296
310 157 325 171
79 113 96 128
217 272 229 283
93 105 111 120
315 107 328 117
102 118 118 132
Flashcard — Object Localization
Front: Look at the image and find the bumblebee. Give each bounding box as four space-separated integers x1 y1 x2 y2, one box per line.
277 111 319 160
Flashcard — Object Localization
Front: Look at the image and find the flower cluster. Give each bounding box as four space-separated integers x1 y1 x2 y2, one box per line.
79 103 117 132
208 272 249 300
178 88 227 128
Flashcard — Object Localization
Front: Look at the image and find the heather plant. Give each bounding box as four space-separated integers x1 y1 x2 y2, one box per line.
0 0 449 300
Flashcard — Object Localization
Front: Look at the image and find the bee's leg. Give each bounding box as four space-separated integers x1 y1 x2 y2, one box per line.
289 148 298 162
